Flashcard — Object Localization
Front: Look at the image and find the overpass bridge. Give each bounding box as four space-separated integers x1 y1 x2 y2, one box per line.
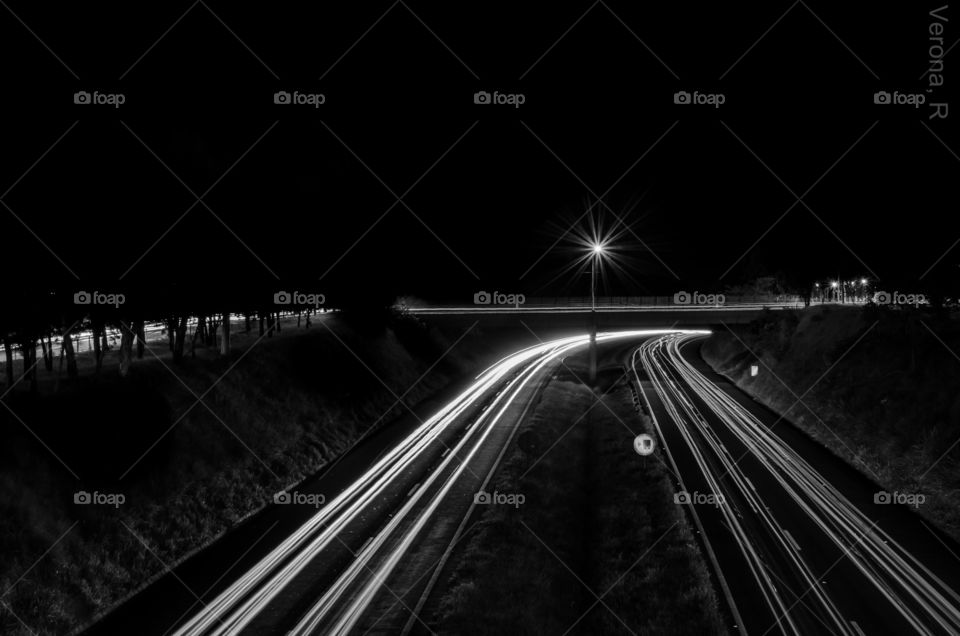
400 295 808 330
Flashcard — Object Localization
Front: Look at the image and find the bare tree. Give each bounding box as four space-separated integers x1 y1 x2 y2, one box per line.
3 335 15 388
191 315 206 358
207 316 220 348
40 333 54 372
61 322 78 379
119 322 135 377
166 317 177 353
135 320 145 359
46 334 54 371
21 336 38 393
92 320 105 374
220 311 230 355
173 315 188 362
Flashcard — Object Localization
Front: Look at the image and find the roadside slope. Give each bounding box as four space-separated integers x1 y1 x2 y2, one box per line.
702 305 960 541
0 313 495 636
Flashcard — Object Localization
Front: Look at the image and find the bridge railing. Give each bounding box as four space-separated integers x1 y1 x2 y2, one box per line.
402 295 805 311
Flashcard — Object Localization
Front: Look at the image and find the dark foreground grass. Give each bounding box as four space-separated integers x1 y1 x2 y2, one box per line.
703 305 960 542
435 367 726 635
0 313 498 636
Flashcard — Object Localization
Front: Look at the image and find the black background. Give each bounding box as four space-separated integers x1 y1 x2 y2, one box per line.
1 1 956 303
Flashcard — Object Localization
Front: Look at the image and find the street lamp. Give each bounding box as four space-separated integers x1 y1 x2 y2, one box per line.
590 243 605 311
589 242 605 383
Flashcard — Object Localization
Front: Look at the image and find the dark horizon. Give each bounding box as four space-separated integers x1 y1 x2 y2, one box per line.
1 2 957 304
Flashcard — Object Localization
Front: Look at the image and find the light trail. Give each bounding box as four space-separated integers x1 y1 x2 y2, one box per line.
633 333 960 636
174 329 702 635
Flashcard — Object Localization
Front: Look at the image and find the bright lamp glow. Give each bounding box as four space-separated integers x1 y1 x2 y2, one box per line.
831 281 839 288
550 205 639 295
860 278 868 285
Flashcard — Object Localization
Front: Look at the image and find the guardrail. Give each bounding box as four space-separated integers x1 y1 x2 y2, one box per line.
402 295 806 313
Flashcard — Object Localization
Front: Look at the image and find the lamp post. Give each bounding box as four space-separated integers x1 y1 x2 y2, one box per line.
589 243 604 384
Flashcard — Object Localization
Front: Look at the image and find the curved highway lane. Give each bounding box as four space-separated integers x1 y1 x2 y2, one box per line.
165 329 701 635
633 332 960 636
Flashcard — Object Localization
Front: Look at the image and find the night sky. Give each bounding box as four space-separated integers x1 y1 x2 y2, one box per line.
1 1 957 303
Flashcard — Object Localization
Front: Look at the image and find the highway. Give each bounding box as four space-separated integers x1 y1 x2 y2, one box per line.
634 332 960 636
139 329 692 635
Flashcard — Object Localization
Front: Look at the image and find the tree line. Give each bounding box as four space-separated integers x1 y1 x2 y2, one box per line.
0 286 342 392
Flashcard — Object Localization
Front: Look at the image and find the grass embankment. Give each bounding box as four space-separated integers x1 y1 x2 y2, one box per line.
702 305 960 541
436 364 726 635
0 313 492 636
